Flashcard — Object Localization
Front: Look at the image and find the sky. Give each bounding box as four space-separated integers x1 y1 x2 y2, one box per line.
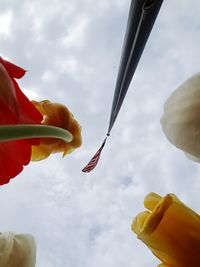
0 0 200 266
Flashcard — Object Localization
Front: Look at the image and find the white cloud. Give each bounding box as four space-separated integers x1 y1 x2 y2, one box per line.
62 16 89 49
22 88 39 100
0 11 12 37
41 71 56 82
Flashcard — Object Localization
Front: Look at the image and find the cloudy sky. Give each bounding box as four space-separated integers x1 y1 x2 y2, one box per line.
0 0 200 266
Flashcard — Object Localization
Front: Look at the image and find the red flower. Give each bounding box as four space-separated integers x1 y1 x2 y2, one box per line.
0 57 42 185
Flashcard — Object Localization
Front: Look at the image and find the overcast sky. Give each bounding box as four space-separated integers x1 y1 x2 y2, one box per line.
0 0 200 266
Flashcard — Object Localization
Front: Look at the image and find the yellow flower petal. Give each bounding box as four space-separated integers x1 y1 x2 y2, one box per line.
142 194 172 235
31 100 82 161
132 211 150 236
144 192 162 211
132 193 200 267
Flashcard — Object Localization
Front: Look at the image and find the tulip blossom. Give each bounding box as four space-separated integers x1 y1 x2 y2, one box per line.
31 100 82 161
161 73 200 162
132 192 200 267
0 57 81 185
0 57 42 184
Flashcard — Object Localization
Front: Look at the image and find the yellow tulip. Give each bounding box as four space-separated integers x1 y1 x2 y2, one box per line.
132 192 200 267
31 100 82 161
161 73 200 162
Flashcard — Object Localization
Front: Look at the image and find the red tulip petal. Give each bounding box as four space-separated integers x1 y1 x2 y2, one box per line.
0 62 19 117
0 100 31 184
0 140 31 185
0 57 42 124
0 57 26 79
12 79 42 124
0 99 16 125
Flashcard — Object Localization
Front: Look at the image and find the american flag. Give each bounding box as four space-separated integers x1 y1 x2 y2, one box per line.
82 137 107 173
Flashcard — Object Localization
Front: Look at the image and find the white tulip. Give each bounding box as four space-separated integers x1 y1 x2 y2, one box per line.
161 73 200 162
0 232 36 267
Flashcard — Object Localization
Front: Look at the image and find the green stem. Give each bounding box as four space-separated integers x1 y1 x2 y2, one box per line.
0 124 73 142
